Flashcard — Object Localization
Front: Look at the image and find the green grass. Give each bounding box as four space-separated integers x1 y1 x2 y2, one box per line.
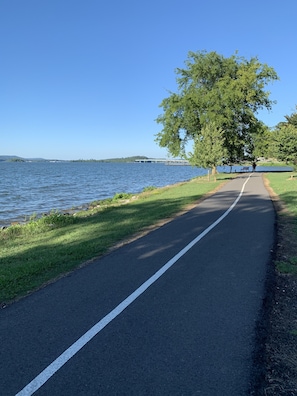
258 161 288 167
0 174 233 304
265 172 297 274
275 258 297 275
266 172 297 215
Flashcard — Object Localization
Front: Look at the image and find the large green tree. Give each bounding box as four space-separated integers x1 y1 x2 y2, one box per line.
155 50 278 165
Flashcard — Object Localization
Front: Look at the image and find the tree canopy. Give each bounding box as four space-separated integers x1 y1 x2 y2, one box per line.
272 106 297 166
273 125 297 165
277 106 297 130
155 50 279 166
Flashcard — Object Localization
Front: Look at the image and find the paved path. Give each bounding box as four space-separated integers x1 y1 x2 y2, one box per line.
0 174 275 395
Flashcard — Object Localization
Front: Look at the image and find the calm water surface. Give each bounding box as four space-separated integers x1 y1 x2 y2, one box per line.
0 162 207 226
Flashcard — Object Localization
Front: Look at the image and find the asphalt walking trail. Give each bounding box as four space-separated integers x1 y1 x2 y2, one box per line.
0 173 275 395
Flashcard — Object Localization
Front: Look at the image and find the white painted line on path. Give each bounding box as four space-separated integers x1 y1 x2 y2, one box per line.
16 175 251 396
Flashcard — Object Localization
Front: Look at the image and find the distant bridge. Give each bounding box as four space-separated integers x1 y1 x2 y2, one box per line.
135 158 190 165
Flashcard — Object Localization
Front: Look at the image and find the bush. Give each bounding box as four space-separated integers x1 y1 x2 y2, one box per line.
112 192 132 201
38 211 76 227
0 210 76 240
142 186 157 192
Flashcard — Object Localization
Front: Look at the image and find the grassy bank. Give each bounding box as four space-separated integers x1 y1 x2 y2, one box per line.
0 174 233 305
264 172 297 394
265 172 297 273
265 172 297 215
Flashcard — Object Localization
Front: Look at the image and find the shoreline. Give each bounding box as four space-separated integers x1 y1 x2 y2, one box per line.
1 166 292 228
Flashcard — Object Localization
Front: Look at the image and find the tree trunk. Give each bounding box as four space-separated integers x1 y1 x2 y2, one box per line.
212 166 217 181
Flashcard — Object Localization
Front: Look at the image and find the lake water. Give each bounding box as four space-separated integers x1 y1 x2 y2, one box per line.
0 161 292 227
0 161 208 226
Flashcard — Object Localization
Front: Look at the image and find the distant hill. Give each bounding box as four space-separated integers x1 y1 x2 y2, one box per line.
0 155 22 161
0 155 47 162
71 156 149 163
98 156 149 163
0 155 27 162
0 155 149 163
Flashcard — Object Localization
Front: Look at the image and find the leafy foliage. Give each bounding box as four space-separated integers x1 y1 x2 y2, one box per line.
142 186 157 192
112 192 133 201
155 50 278 165
272 106 297 167
188 122 226 174
273 125 297 165
277 105 297 129
252 125 275 159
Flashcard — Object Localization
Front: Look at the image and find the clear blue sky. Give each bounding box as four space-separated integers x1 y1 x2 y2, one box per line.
1 0 296 160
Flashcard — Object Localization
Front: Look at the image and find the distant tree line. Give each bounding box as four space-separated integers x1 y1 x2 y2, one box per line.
10 158 25 162
71 156 148 163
